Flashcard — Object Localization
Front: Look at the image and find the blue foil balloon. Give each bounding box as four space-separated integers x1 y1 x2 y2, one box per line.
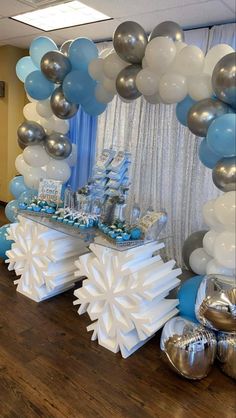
30 36 58 68
199 138 221 169
63 70 96 104
16 56 37 82
9 176 28 199
82 97 107 116
25 70 54 100
177 275 204 321
0 225 14 260
176 96 196 126
69 38 98 71
207 113 236 157
5 200 18 223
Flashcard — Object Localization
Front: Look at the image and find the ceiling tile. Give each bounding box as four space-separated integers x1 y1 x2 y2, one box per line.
0 0 34 17
221 0 236 12
0 18 41 40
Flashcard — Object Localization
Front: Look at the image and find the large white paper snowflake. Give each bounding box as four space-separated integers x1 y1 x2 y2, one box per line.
74 241 181 358
6 215 87 302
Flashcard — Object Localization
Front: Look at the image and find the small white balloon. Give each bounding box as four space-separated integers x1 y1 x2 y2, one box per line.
214 191 236 227
136 68 160 96
88 58 104 81
203 230 218 257
144 91 162 104
23 102 38 121
202 199 224 232
187 73 213 101
36 100 53 118
23 166 45 189
206 259 235 277
65 143 77 167
103 53 127 80
102 77 117 94
23 145 50 168
172 45 204 76
142 56 148 69
175 41 187 54
159 73 187 104
46 160 71 183
145 37 176 75
26 93 38 103
204 44 235 75
189 247 212 275
214 231 236 269
95 84 114 103
15 154 30 175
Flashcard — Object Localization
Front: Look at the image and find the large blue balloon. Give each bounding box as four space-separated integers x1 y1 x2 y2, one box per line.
5 200 18 223
63 70 96 104
207 113 236 157
177 275 204 321
9 176 28 199
0 225 14 260
176 96 196 126
30 36 58 68
82 96 107 116
199 138 221 169
25 70 54 100
16 56 37 82
69 38 98 71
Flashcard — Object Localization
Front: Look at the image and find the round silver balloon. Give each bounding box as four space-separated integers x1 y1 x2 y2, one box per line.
45 133 72 160
17 137 27 150
41 51 71 84
50 87 79 120
116 65 142 100
17 121 46 146
60 40 73 57
187 98 230 137
149 20 185 42
113 21 148 64
212 52 236 108
217 332 236 380
212 157 236 192
160 316 217 380
195 274 236 332
182 230 208 270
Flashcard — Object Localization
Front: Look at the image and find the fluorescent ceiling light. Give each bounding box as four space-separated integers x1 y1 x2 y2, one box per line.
11 1 112 31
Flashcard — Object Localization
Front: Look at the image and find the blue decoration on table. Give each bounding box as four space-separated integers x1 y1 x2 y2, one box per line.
122 232 131 241
46 207 55 214
0 224 14 260
130 227 141 240
176 96 196 126
33 205 41 212
198 138 221 169
207 113 236 157
177 275 204 321
116 236 123 243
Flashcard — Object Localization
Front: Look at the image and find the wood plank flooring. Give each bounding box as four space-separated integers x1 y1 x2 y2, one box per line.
0 260 235 418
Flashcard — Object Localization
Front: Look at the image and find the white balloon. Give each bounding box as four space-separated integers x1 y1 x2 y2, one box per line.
136 68 160 96
144 91 162 104
95 84 114 104
145 37 176 75
15 154 30 175
159 73 187 104
53 116 69 134
65 144 77 167
187 73 213 101
202 199 224 232
102 77 117 94
172 45 204 76
189 247 212 275
204 44 235 75
36 100 53 118
206 259 235 277
23 102 39 121
175 41 187 54
23 145 50 168
214 231 236 269
214 192 236 227
46 160 71 183
88 58 104 81
142 56 148 69
26 93 38 103
203 230 218 256
103 53 127 80
23 166 45 189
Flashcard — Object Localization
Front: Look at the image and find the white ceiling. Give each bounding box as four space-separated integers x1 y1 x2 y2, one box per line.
0 0 235 48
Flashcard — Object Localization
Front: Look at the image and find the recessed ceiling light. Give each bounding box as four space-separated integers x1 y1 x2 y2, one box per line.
11 1 112 31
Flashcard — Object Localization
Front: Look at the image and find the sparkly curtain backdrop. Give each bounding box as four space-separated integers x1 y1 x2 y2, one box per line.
96 25 234 266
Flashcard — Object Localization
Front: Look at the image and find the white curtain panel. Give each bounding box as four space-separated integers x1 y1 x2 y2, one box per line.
96 25 234 266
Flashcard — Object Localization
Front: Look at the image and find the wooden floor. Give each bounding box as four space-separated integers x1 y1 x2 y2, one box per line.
0 262 235 418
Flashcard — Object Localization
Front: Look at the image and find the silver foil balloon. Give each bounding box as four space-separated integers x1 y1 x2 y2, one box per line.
60 40 73 57
217 332 236 380
116 65 142 100
182 230 207 270
113 21 148 64
187 98 230 137
149 20 185 42
212 157 236 192
45 133 72 160
50 87 79 120
17 121 46 146
212 52 236 107
41 51 72 84
195 274 236 332
160 316 217 380
17 137 27 150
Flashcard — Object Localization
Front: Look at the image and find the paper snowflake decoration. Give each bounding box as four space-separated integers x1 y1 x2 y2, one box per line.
74 241 181 358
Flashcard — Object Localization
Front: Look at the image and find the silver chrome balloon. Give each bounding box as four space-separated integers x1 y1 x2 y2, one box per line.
50 87 79 120
187 98 230 137
212 52 236 107
60 40 73 57
217 332 236 380
182 230 207 270
113 21 148 64
195 274 236 332
212 157 236 192
116 65 142 100
160 316 217 380
45 133 72 160
17 121 46 146
17 137 27 150
41 50 71 84
149 20 185 42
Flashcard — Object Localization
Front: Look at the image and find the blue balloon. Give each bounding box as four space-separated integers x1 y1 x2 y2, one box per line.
176 96 196 126
5 200 19 223
25 70 54 100
207 113 236 157
0 225 14 260
199 138 221 169
82 96 107 116
9 176 28 199
63 70 96 104
177 275 204 321
16 56 37 82
69 38 98 71
30 36 58 68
